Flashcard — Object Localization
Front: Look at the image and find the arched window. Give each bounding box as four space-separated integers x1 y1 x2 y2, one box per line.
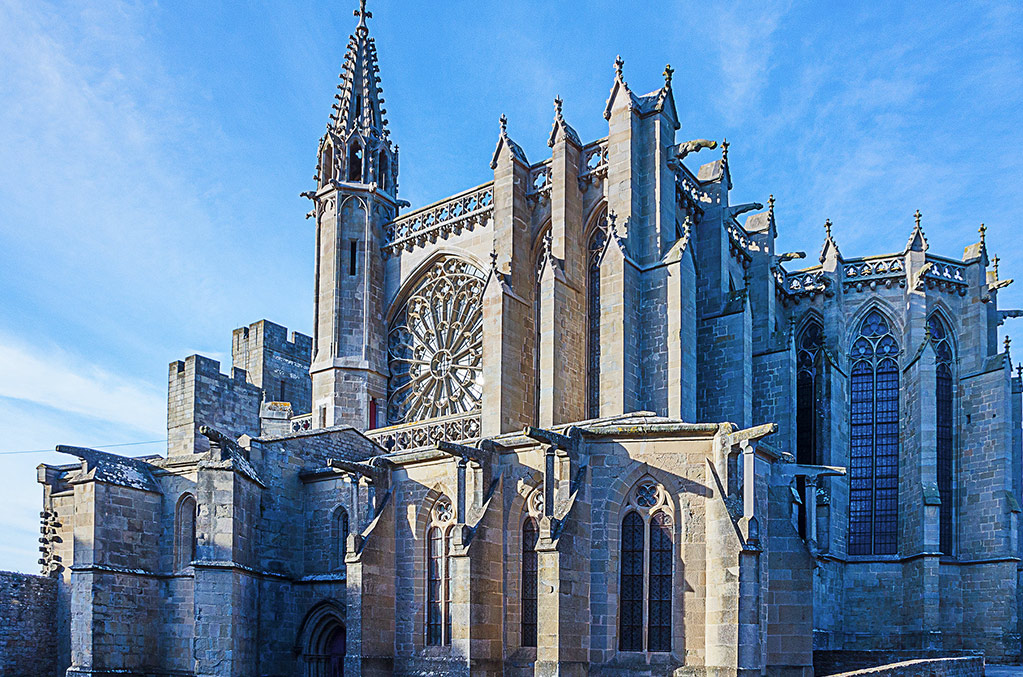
796 320 824 465
320 144 334 187
175 494 197 570
618 480 673 653
534 226 551 425
849 310 900 555
426 496 454 646
521 516 539 647
387 257 485 425
347 141 363 182
332 507 350 571
587 208 608 419
928 313 955 555
377 150 388 191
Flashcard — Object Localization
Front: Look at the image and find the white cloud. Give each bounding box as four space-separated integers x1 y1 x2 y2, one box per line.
0 331 165 436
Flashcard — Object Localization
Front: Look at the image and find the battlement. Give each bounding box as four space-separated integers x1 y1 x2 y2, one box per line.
231 319 313 415
167 354 261 457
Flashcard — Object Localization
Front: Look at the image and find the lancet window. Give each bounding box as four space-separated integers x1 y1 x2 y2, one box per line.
928 313 955 555
796 320 824 465
848 310 900 555
587 208 608 419
521 515 539 647
387 257 485 425
175 494 197 570
619 480 673 653
426 497 455 646
347 141 363 182
332 506 349 571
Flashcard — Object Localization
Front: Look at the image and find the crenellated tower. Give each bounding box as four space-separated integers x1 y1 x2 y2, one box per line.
306 0 397 430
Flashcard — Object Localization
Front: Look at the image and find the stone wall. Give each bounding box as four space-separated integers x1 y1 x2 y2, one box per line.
231 319 313 414
0 571 57 677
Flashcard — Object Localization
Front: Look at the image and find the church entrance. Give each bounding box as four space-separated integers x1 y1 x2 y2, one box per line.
300 602 346 677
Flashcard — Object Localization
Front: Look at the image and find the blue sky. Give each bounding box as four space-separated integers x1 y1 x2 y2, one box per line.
1 0 1021 573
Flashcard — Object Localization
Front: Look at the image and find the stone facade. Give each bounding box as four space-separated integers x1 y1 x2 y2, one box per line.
0 570 58 677
15 3 1023 676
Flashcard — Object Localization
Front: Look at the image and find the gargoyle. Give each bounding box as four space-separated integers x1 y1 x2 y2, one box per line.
675 139 718 161
778 251 806 263
729 202 763 218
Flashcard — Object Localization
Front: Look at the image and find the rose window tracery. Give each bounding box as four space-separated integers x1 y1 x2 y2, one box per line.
387 257 485 424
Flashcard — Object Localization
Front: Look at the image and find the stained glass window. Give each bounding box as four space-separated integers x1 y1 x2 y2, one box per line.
521 517 539 647
426 497 454 646
796 320 824 465
334 507 349 570
928 314 955 555
618 480 673 653
619 511 644 651
848 310 900 555
587 209 608 419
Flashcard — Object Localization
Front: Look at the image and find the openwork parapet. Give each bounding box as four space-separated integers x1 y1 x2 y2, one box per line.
578 138 608 187
366 411 482 452
383 182 494 255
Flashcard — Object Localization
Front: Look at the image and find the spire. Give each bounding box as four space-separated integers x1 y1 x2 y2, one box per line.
330 0 389 142
548 95 581 148
603 54 635 120
820 218 842 264
906 208 928 252
491 114 527 169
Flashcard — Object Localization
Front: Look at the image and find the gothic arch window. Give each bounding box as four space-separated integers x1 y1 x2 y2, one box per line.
928 313 956 555
377 150 388 191
521 515 539 647
175 494 197 570
347 141 363 182
848 310 900 555
320 144 334 187
387 257 485 425
796 319 824 465
618 479 673 653
587 207 608 419
534 226 551 424
426 496 455 646
332 507 350 571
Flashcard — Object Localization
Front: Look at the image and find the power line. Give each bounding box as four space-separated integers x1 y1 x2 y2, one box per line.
0 439 167 456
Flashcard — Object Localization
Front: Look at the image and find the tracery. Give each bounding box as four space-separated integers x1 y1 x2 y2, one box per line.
387 257 485 424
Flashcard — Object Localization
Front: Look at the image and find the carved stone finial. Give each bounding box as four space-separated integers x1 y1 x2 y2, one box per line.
914 209 922 229
1017 363 1022 380
490 244 498 270
663 63 674 86
825 218 833 238
614 54 625 80
354 0 372 32
499 113 507 136
721 138 730 162
554 95 563 118
1005 335 1012 355
993 254 1000 279
979 223 987 246
768 194 775 214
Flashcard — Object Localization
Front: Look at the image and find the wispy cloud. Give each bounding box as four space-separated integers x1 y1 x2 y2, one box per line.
0 331 165 436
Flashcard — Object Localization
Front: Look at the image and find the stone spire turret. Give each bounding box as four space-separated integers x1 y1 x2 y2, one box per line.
315 0 396 192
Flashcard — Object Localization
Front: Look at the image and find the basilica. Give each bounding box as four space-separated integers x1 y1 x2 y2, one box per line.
16 3 1023 676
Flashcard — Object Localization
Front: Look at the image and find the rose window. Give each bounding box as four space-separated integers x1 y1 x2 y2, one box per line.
387 257 485 424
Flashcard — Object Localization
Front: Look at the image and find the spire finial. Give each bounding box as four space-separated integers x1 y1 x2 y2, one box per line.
1016 363 1022 380
663 63 674 86
914 209 922 229
825 218 833 238
979 223 987 246
499 113 507 136
721 138 729 162
1005 335 1012 355
614 54 625 80
354 0 372 31
993 254 1000 278
554 95 563 118
768 194 775 214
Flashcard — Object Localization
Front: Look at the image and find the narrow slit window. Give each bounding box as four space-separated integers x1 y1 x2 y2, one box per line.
349 241 357 276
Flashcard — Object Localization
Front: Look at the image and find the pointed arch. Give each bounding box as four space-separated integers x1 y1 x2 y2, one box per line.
534 221 552 425
796 317 824 466
521 516 539 647
848 308 901 555
347 138 364 182
319 141 335 187
174 493 197 571
331 506 350 571
296 599 346 677
377 149 388 191
928 311 957 555
586 204 609 419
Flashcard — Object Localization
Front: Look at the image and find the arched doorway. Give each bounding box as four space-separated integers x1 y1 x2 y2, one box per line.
298 601 346 677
